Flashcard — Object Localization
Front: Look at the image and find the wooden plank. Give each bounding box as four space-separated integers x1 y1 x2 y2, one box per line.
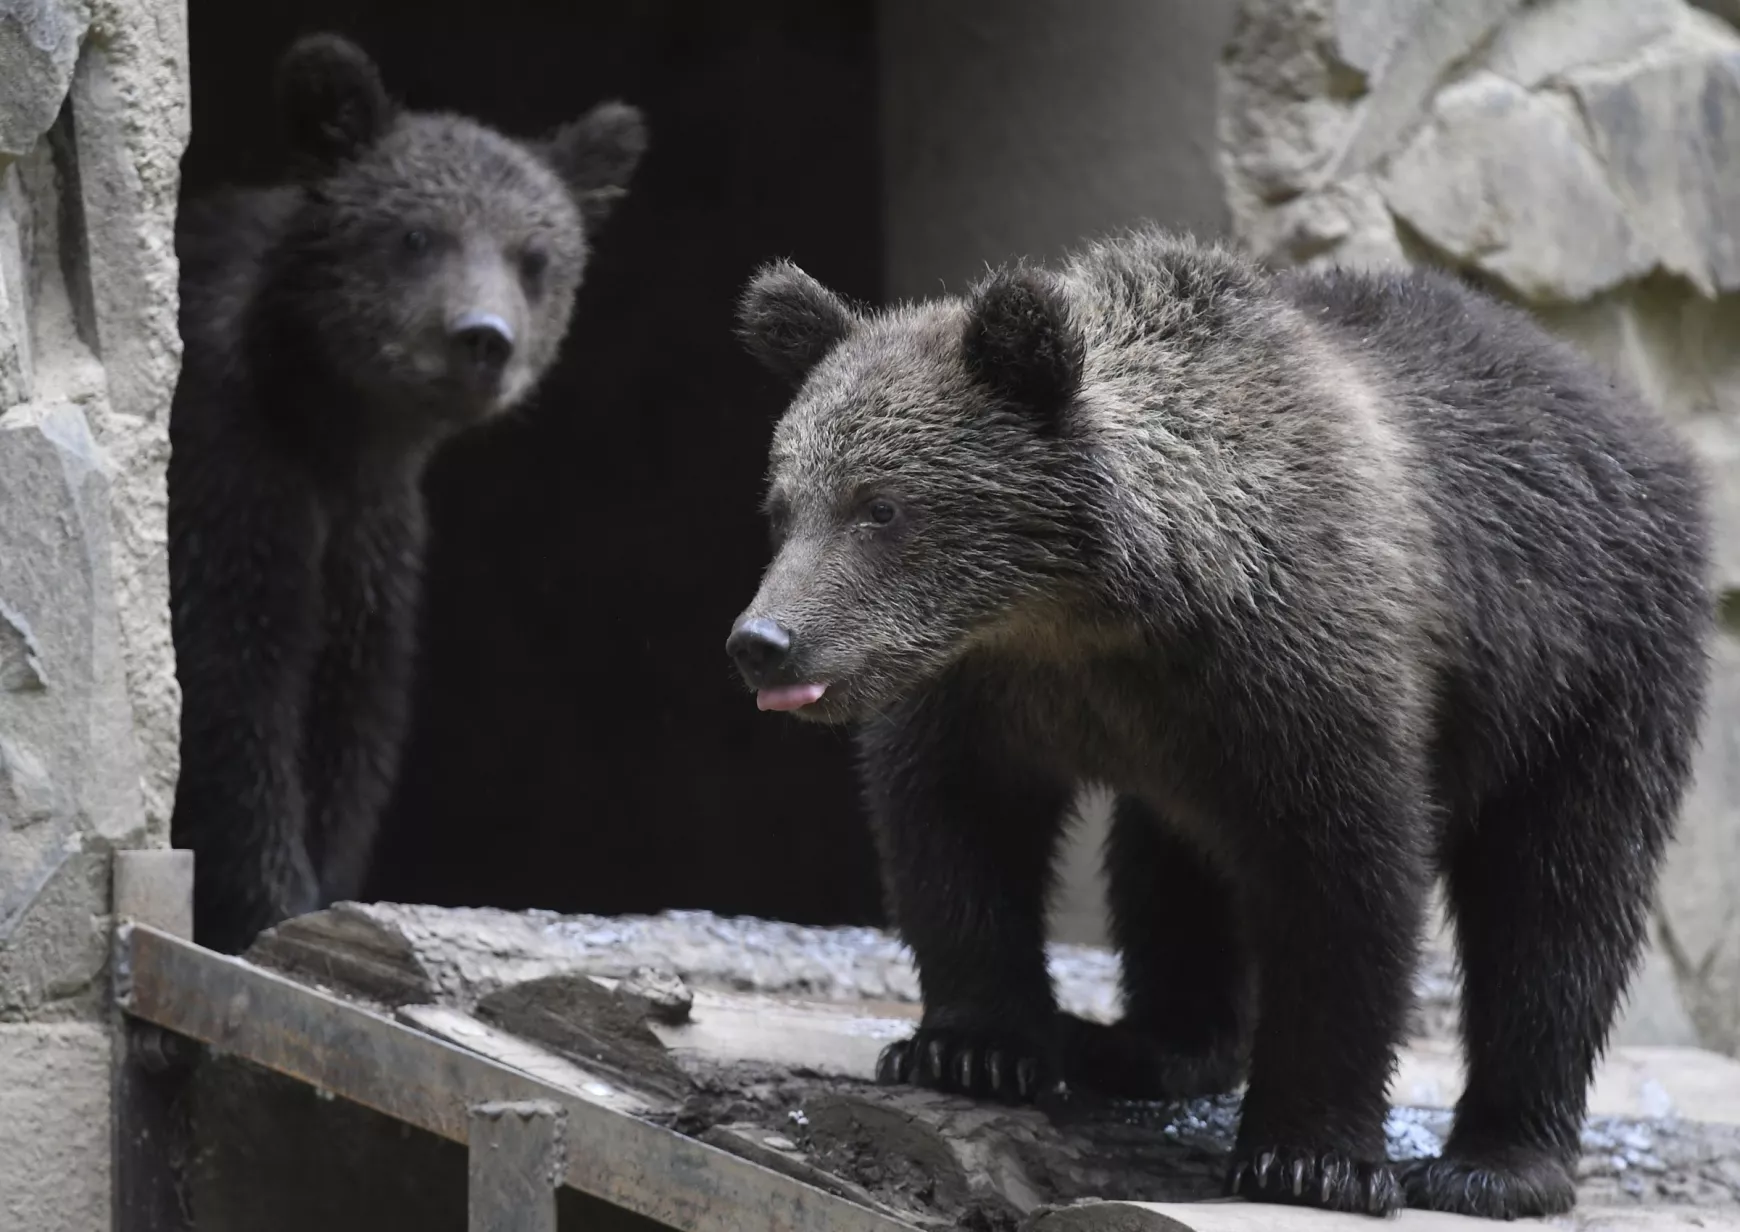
398 1004 674 1119
113 923 918 1232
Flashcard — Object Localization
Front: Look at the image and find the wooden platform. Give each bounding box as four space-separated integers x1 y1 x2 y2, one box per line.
111 902 1740 1230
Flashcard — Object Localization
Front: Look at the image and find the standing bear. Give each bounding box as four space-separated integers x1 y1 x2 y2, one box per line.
726 229 1711 1219
169 33 647 955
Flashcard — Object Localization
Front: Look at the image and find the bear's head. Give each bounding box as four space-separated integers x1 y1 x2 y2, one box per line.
726 259 1099 724
261 33 646 429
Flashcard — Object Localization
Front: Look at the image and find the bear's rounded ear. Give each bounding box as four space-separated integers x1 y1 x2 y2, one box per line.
963 267 1084 432
736 260 857 387
275 33 394 174
540 101 649 231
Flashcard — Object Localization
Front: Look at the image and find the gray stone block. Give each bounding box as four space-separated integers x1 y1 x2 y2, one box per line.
1331 0 1526 178
0 0 90 161
0 1021 111 1232
1378 72 1651 301
1570 24 1740 297
0 401 146 851
1331 0 1425 76
1485 0 1682 89
0 846 111 1017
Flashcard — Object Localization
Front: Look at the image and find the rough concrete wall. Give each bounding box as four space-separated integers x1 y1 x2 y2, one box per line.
879 0 1237 948
1220 0 1740 1052
0 0 188 1225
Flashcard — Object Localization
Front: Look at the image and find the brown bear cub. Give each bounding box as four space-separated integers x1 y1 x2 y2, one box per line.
169 33 646 956
726 229 1711 1219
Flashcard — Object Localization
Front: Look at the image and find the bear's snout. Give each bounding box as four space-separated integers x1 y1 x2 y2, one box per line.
726 616 794 687
449 311 515 382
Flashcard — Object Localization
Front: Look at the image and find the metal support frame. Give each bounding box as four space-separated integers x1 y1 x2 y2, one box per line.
113 851 198 1232
469 1101 565 1232
113 1017 196 1232
114 922 917 1232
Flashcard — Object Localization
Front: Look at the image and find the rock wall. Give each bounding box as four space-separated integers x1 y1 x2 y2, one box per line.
1220 0 1740 1054
0 0 188 1226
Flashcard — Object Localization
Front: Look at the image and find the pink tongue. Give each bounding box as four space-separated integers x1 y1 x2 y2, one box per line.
757 682 827 712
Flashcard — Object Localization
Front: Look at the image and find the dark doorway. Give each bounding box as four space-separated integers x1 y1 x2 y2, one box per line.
181 0 886 925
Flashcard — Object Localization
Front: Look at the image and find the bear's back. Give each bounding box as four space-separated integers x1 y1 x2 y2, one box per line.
1051 232 1707 756
1286 261 1709 796
1281 262 1706 585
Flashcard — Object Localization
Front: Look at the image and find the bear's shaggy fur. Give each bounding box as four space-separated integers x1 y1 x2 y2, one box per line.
726 228 1712 1219
169 33 646 955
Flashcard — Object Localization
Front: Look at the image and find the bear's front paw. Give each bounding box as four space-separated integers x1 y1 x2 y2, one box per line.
874 1027 1052 1103
1226 1145 1401 1216
1401 1148 1575 1220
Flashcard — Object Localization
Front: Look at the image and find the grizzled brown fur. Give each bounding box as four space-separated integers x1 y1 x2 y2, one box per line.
727 229 1711 1219
169 33 645 955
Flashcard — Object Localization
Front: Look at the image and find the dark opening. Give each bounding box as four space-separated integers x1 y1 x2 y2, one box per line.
181 0 887 926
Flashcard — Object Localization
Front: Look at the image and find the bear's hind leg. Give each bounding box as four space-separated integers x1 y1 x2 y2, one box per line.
1224 764 1431 1216
1058 795 1251 1100
1406 715 1685 1220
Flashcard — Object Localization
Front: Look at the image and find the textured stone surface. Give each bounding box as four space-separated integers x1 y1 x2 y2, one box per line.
0 0 188 1226
1 0 186 933
1219 0 1351 217
1569 20 1740 296
1330 0 1525 179
0 0 90 160
0 400 146 850
0 847 110 1019
1222 0 1740 1059
1658 635 1740 1054
1225 0 1740 303
1331 0 1423 76
1485 0 1683 89
0 1022 112 1232
67 0 190 833
1378 72 1651 300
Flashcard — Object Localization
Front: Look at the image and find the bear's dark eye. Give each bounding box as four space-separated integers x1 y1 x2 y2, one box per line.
867 498 897 526
402 228 429 255
520 248 549 287
765 499 792 548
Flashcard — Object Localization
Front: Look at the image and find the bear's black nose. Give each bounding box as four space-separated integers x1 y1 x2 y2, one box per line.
726 617 794 685
450 311 515 374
